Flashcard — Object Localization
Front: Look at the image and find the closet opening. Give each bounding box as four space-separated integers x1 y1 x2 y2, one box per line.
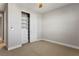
21 11 30 44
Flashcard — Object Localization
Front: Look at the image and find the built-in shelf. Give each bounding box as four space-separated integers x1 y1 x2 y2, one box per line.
21 11 30 43
21 12 28 29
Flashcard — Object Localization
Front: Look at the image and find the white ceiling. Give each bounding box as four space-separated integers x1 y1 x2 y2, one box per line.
0 3 69 13
17 3 70 14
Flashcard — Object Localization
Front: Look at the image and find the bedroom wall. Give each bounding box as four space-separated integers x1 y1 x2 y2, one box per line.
7 3 22 50
6 3 42 50
37 14 42 39
43 4 79 47
18 5 42 42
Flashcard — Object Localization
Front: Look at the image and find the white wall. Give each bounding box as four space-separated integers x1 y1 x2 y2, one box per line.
5 3 42 50
18 6 42 42
7 3 22 50
30 12 39 42
43 4 79 47
37 14 43 39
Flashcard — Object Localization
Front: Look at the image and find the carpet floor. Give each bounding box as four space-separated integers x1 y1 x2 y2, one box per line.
0 40 79 56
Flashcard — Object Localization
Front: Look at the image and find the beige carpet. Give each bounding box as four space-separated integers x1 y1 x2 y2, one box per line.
0 40 79 56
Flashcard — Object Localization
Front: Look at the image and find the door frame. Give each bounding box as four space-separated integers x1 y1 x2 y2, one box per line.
21 11 30 43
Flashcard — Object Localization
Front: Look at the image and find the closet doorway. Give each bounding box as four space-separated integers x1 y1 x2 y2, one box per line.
21 12 30 44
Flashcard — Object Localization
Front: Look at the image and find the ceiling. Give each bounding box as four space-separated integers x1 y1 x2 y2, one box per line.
0 3 70 13
17 3 70 14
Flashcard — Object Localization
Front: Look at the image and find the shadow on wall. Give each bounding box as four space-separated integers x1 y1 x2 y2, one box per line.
0 16 3 41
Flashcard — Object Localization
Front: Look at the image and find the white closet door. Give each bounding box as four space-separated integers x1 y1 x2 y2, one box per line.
21 13 28 44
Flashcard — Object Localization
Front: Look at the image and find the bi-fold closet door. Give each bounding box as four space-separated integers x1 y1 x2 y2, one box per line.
21 12 30 44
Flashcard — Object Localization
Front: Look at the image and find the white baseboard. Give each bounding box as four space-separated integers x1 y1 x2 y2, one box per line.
7 39 79 50
31 39 41 43
8 45 22 50
43 39 79 49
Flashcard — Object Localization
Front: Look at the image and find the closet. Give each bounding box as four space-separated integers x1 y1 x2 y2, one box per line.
21 12 30 44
